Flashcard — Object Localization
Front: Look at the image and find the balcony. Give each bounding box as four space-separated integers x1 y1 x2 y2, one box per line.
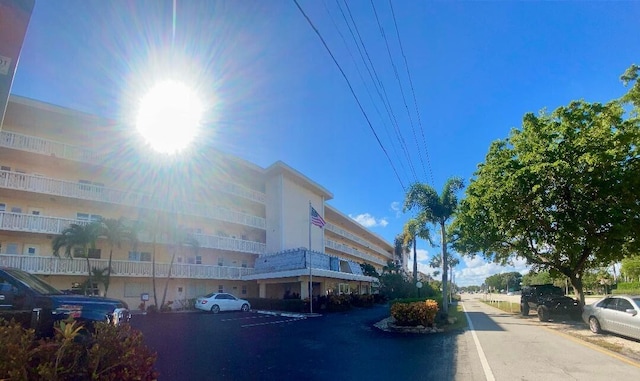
0 254 254 280
0 130 266 204
325 239 386 266
325 222 392 259
0 212 266 255
0 169 266 229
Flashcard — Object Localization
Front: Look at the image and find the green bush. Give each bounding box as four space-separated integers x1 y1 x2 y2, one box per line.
616 282 640 290
390 299 439 327
0 319 158 381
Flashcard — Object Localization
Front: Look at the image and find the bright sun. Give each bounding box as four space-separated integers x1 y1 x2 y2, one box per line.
136 80 203 154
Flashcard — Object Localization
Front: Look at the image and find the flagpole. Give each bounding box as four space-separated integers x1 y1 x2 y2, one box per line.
308 202 313 314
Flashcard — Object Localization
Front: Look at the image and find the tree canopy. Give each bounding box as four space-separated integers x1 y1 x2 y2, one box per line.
452 65 640 305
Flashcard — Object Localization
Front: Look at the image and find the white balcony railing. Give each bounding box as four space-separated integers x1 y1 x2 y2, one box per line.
0 130 266 204
325 239 386 266
0 170 266 229
0 212 266 255
0 254 254 280
325 222 392 259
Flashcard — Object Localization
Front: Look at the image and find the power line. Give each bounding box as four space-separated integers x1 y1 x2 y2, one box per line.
321 0 411 182
292 0 406 191
388 0 435 185
371 0 429 185
340 0 418 184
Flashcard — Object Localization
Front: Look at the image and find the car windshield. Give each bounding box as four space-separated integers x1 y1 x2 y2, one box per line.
4 268 62 295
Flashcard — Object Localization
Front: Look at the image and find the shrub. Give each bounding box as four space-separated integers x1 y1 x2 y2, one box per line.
390 299 439 327
0 319 158 380
350 294 374 307
246 298 305 312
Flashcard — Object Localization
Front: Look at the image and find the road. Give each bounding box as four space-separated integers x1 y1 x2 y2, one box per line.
461 294 640 380
131 299 640 380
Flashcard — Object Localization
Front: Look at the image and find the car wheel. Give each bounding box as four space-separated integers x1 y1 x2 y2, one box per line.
537 306 550 322
520 303 529 316
589 317 602 334
241 304 250 312
210 305 220 314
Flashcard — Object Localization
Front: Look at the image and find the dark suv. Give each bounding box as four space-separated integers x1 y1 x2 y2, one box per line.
0 267 130 336
520 284 581 322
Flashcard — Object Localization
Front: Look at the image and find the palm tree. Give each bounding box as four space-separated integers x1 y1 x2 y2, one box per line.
404 177 464 314
160 227 199 310
98 217 136 297
52 222 102 295
403 218 432 286
135 209 167 309
393 233 410 271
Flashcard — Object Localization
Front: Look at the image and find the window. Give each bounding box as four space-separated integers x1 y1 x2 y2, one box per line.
338 283 350 295
218 257 224 266
177 256 183 263
77 213 101 222
616 299 633 312
195 256 202 265
241 259 248 268
6 243 18 254
0 203 5 212
74 248 101 259
25 246 37 256
31 210 40 215
218 285 224 293
78 179 92 191
129 251 151 262
0 165 10 171
11 207 21 213
242 285 247 295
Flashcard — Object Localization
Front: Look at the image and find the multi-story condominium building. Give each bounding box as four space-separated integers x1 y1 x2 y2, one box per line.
0 95 394 309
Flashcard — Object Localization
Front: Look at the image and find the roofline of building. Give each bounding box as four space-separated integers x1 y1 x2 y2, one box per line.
8 94 112 123
263 161 333 200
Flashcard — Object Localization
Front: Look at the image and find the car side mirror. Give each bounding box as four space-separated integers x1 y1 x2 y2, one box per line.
625 309 638 316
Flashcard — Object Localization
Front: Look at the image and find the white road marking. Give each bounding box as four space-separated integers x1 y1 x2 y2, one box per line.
242 317 306 327
462 302 496 381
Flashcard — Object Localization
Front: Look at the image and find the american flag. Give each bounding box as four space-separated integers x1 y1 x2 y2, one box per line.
310 206 326 228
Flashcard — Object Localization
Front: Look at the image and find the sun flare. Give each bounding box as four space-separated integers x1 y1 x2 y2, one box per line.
136 80 203 154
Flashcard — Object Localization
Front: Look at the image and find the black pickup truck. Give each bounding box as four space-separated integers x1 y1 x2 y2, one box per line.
520 284 581 322
0 267 130 336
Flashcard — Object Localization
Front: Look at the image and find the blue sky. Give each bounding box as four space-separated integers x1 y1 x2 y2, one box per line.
9 1 640 286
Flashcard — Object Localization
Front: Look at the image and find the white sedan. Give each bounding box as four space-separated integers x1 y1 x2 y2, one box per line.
582 295 640 340
195 292 251 314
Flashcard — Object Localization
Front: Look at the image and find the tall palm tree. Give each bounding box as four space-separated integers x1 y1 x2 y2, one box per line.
404 177 464 314
98 217 136 297
52 222 102 295
136 209 167 309
393 233 410 271
403 218 432 286
160 227 199 310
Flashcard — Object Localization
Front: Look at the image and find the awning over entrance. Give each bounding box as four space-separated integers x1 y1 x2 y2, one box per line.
242 249 377 283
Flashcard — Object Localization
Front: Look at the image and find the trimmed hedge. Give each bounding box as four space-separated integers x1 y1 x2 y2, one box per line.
390 299 439 327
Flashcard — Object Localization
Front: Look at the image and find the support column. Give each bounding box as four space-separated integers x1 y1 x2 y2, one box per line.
259 282 267 298
300 278 310 299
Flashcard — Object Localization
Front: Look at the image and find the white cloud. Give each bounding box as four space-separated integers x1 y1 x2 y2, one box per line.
390 201 402 217
349 213 388 228
454 256 531 287
406 248 439 278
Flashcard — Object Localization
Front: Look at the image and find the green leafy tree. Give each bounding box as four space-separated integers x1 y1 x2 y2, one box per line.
360 262 379 277
404 177 464 314
621 255 640 282
453 67 640 305
52 222 102 295
522 270 553 286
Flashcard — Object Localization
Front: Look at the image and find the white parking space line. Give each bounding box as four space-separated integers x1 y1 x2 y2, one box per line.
462 302 496 381
242 317 306 328
220 315 275 322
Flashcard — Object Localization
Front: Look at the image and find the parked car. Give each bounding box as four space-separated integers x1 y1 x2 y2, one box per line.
0 267 130 336
195 292 250 313
520 284 581 321
582 295 640 340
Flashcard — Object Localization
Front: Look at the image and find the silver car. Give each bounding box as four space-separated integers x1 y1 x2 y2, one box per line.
582 295 640 340
195 292 251 314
